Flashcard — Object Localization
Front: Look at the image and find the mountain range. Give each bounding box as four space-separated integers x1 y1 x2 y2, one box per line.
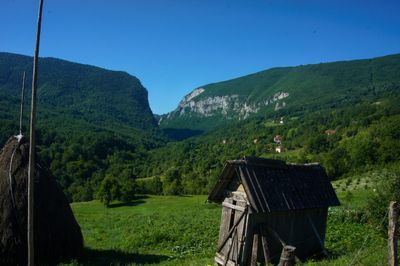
159 53 400 132
1 51 400 200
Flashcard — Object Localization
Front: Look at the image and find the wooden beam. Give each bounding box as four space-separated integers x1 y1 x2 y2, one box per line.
389 201 398 266
19 71 26 135
28 0 44 265
223 228 237 266
219 198 233 251
260 229 270 265
250 233 259 266
235 201 248 264
222 201 246 212
215 253 236 266
239 213 252 265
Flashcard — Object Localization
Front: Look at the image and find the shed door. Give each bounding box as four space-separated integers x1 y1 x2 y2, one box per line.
215 196 248 266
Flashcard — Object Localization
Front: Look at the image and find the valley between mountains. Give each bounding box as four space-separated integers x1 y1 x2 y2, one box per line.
1 51 400 265
1 51 399 200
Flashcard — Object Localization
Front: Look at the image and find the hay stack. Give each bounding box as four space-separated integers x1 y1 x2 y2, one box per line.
0 136 83 265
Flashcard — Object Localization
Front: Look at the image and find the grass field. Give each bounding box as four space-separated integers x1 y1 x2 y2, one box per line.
61 186 388 266
64 195 221 266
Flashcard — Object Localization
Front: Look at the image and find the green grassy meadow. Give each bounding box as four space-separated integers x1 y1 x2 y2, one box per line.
65 195 221 266
62 184 389 266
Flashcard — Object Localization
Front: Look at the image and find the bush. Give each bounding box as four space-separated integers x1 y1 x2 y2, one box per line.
136 176 163 195
69 181 94 202
365 165 400 233
96 174 138 206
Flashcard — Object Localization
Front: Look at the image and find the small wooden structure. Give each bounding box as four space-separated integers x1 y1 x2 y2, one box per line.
273 135 282 144
208 157 340 265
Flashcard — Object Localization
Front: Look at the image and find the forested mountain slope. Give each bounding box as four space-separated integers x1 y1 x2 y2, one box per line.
160 54 400 133
0 52 158 139
0 52 164 201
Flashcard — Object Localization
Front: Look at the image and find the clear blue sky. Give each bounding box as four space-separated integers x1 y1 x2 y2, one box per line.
1 0 400 114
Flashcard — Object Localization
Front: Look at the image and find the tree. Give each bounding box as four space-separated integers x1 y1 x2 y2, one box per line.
365 165 400 233
320 147 350 179
148 176 163 195
97 175 121 207
120 178 137 203
163 168 183 195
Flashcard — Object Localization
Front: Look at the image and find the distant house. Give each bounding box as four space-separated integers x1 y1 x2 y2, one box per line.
324 129 336 136
208 157 340 265
273 135 282 144
275 145 285 153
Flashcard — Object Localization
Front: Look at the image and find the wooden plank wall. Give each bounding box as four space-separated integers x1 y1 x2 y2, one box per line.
218 198 234 256
216 189 250 266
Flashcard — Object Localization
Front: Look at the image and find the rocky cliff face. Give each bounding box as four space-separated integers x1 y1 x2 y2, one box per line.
159 89 289 124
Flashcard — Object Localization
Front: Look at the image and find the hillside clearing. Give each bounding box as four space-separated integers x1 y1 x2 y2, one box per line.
59 188 388 266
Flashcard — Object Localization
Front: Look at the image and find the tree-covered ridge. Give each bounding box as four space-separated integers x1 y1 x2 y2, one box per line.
0 52 158 134
0 52 165 201
160 53 400 132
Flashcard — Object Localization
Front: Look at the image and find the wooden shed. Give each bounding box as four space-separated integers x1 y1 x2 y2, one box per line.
208 157 340 265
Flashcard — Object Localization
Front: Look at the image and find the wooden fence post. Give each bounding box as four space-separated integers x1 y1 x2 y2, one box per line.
28 0 44 265
279 245 296 266
388 201 398 266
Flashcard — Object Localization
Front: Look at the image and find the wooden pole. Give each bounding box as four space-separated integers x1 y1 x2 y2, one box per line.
388 201 398 266
19 71 26 135
279 245 296 266
260 229 270 265
250 233 259 266
28 0 44 265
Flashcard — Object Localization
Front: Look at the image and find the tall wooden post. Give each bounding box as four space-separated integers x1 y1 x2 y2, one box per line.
388 201 398 266
28 0 44 265
19 71 26 135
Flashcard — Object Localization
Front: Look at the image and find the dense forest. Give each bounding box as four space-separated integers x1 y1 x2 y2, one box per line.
139 86 400 194
0 52 400 204
0 52 165 202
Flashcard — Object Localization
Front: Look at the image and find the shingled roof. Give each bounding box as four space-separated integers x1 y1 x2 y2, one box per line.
208 157 340 212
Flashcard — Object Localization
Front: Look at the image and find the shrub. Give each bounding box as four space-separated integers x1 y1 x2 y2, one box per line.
365 165 400 233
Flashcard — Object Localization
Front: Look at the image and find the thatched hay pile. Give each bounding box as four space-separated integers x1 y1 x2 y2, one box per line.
0 136 83 265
